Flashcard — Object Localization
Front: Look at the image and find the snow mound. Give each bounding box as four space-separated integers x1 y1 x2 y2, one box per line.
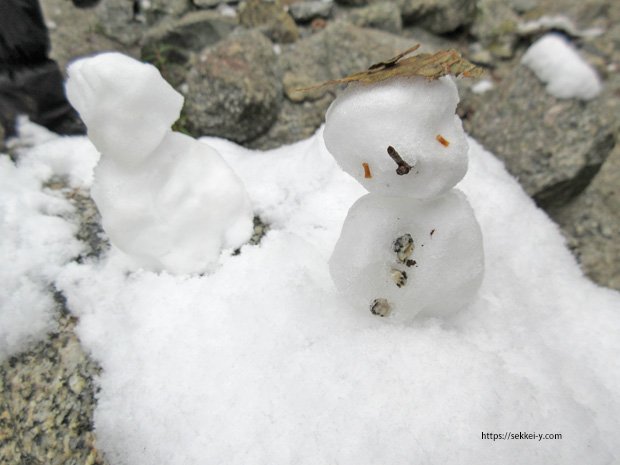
521 33 602 100
52 131 620 465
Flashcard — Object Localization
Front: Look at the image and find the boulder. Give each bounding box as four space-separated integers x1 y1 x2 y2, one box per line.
345 2 403 33
400 0 477 34
238 0 300 43
289 0 334 23
461 62 615 210
548 143 620 291
249 22 415 149
184 30 282 143
94 0 190 46
141 10 238 85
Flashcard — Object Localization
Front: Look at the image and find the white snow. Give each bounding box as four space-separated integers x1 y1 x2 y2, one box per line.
472 79 494 94
0 121 97 357
0 113 619 463
521 33 602 100
45 130 618 464
65 53 253 274
323 76 469 199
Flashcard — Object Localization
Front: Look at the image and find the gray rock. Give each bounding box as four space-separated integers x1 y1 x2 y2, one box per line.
345 2 403 33
400 0 477 34
470 0 519 59
289 0 334 23
193 0 223 7
94 0 190 46
141 10 238 85
249 22 415 149
461 62 616 211
238 0 300 43
335 0 370 6
549 143 620 291
136 0 192 24
184 30 282 143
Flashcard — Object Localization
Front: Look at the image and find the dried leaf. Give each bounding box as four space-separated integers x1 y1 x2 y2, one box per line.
297 45 484 93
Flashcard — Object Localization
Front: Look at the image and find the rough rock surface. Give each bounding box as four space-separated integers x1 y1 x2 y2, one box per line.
461 62 615 210
344 2 403 33
0 308 107 465
238 0 300 43
184 30 283 143
400 0 477 34
549 144 620 290
289 0 334 23
250 23 414 149
141 10 238 85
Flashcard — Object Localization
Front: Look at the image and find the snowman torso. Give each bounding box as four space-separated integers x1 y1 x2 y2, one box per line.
324 76 484 320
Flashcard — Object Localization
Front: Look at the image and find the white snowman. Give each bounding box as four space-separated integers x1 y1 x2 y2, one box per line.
66 53 253 274
324 75 484 320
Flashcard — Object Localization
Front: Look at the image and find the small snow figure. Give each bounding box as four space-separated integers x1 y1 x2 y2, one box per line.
321 47 485 320
66 53 253 274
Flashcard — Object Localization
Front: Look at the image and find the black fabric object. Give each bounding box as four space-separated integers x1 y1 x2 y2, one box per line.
0 60 84 137
0 0 49 66
0 0 87 138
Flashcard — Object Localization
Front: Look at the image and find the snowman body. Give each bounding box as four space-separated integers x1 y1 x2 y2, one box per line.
324 76 484 320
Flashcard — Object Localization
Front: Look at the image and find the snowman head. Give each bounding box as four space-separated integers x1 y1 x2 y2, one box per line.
323 76 468 198
66 52 184 165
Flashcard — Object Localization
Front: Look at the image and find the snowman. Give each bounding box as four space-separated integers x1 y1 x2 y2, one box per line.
66 53 253 275
323 57 484 321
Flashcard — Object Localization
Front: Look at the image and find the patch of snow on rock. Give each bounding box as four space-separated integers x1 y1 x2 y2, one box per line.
522 33 602 100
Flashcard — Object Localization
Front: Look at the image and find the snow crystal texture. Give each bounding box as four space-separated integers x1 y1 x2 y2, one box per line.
66 53 253 274
522 33 602 100
50 131 620 465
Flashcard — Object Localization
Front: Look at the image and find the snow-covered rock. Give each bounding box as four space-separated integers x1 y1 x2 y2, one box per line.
66 52 253 274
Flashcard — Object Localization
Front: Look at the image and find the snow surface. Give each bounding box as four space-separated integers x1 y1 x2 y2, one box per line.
0 123 98 357
323 76 469 199
1 123 619 463
521 33 602 100
66 53 253 274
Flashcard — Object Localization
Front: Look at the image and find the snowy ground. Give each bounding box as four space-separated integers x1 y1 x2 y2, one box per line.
1 124 619 464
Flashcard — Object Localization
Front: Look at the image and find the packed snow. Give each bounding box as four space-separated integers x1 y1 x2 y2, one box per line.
0 121 619 462
66 53 253 274
323 77 469 199
330 191 483 319
521 33 602 100
324 76 483 318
